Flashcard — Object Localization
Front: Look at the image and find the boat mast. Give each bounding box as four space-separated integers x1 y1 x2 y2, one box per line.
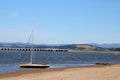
31 27 34 64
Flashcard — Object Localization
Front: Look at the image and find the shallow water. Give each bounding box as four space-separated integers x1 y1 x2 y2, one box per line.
0 51 120 73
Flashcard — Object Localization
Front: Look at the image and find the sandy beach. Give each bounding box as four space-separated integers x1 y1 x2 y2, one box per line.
0 64 120 80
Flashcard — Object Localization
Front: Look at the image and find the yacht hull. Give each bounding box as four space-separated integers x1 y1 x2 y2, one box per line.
19 64 49 68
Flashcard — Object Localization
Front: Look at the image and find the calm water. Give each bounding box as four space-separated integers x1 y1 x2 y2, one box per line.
0 51 120 73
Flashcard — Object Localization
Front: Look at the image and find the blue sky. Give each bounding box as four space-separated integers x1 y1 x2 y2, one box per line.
0 0 120 44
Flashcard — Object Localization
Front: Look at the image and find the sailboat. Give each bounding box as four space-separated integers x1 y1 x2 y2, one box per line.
19 28 49 68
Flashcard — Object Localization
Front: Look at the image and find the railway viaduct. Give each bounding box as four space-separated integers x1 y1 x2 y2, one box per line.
0 48 68 52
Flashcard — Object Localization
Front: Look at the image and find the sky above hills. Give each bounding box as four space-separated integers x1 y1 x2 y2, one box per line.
0 0 120 44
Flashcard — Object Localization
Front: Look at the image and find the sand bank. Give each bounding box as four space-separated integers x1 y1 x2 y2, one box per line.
0 64 120 80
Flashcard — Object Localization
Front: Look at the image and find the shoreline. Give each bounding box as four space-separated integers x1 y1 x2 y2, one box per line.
68 50 120 54
0 63 96 73
0 63 120 80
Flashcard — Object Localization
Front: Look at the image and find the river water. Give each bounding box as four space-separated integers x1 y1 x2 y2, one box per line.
0 51 120 73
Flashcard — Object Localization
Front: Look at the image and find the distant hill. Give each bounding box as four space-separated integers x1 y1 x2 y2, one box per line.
91 43 120 48
2 42 120 50
0 42 102 50
0 42 27 48
58 44 97 50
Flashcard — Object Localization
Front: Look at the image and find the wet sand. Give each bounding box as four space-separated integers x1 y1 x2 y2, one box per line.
0 64 120 80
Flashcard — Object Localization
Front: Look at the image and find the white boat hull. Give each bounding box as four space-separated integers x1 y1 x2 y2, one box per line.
19 64 49 68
